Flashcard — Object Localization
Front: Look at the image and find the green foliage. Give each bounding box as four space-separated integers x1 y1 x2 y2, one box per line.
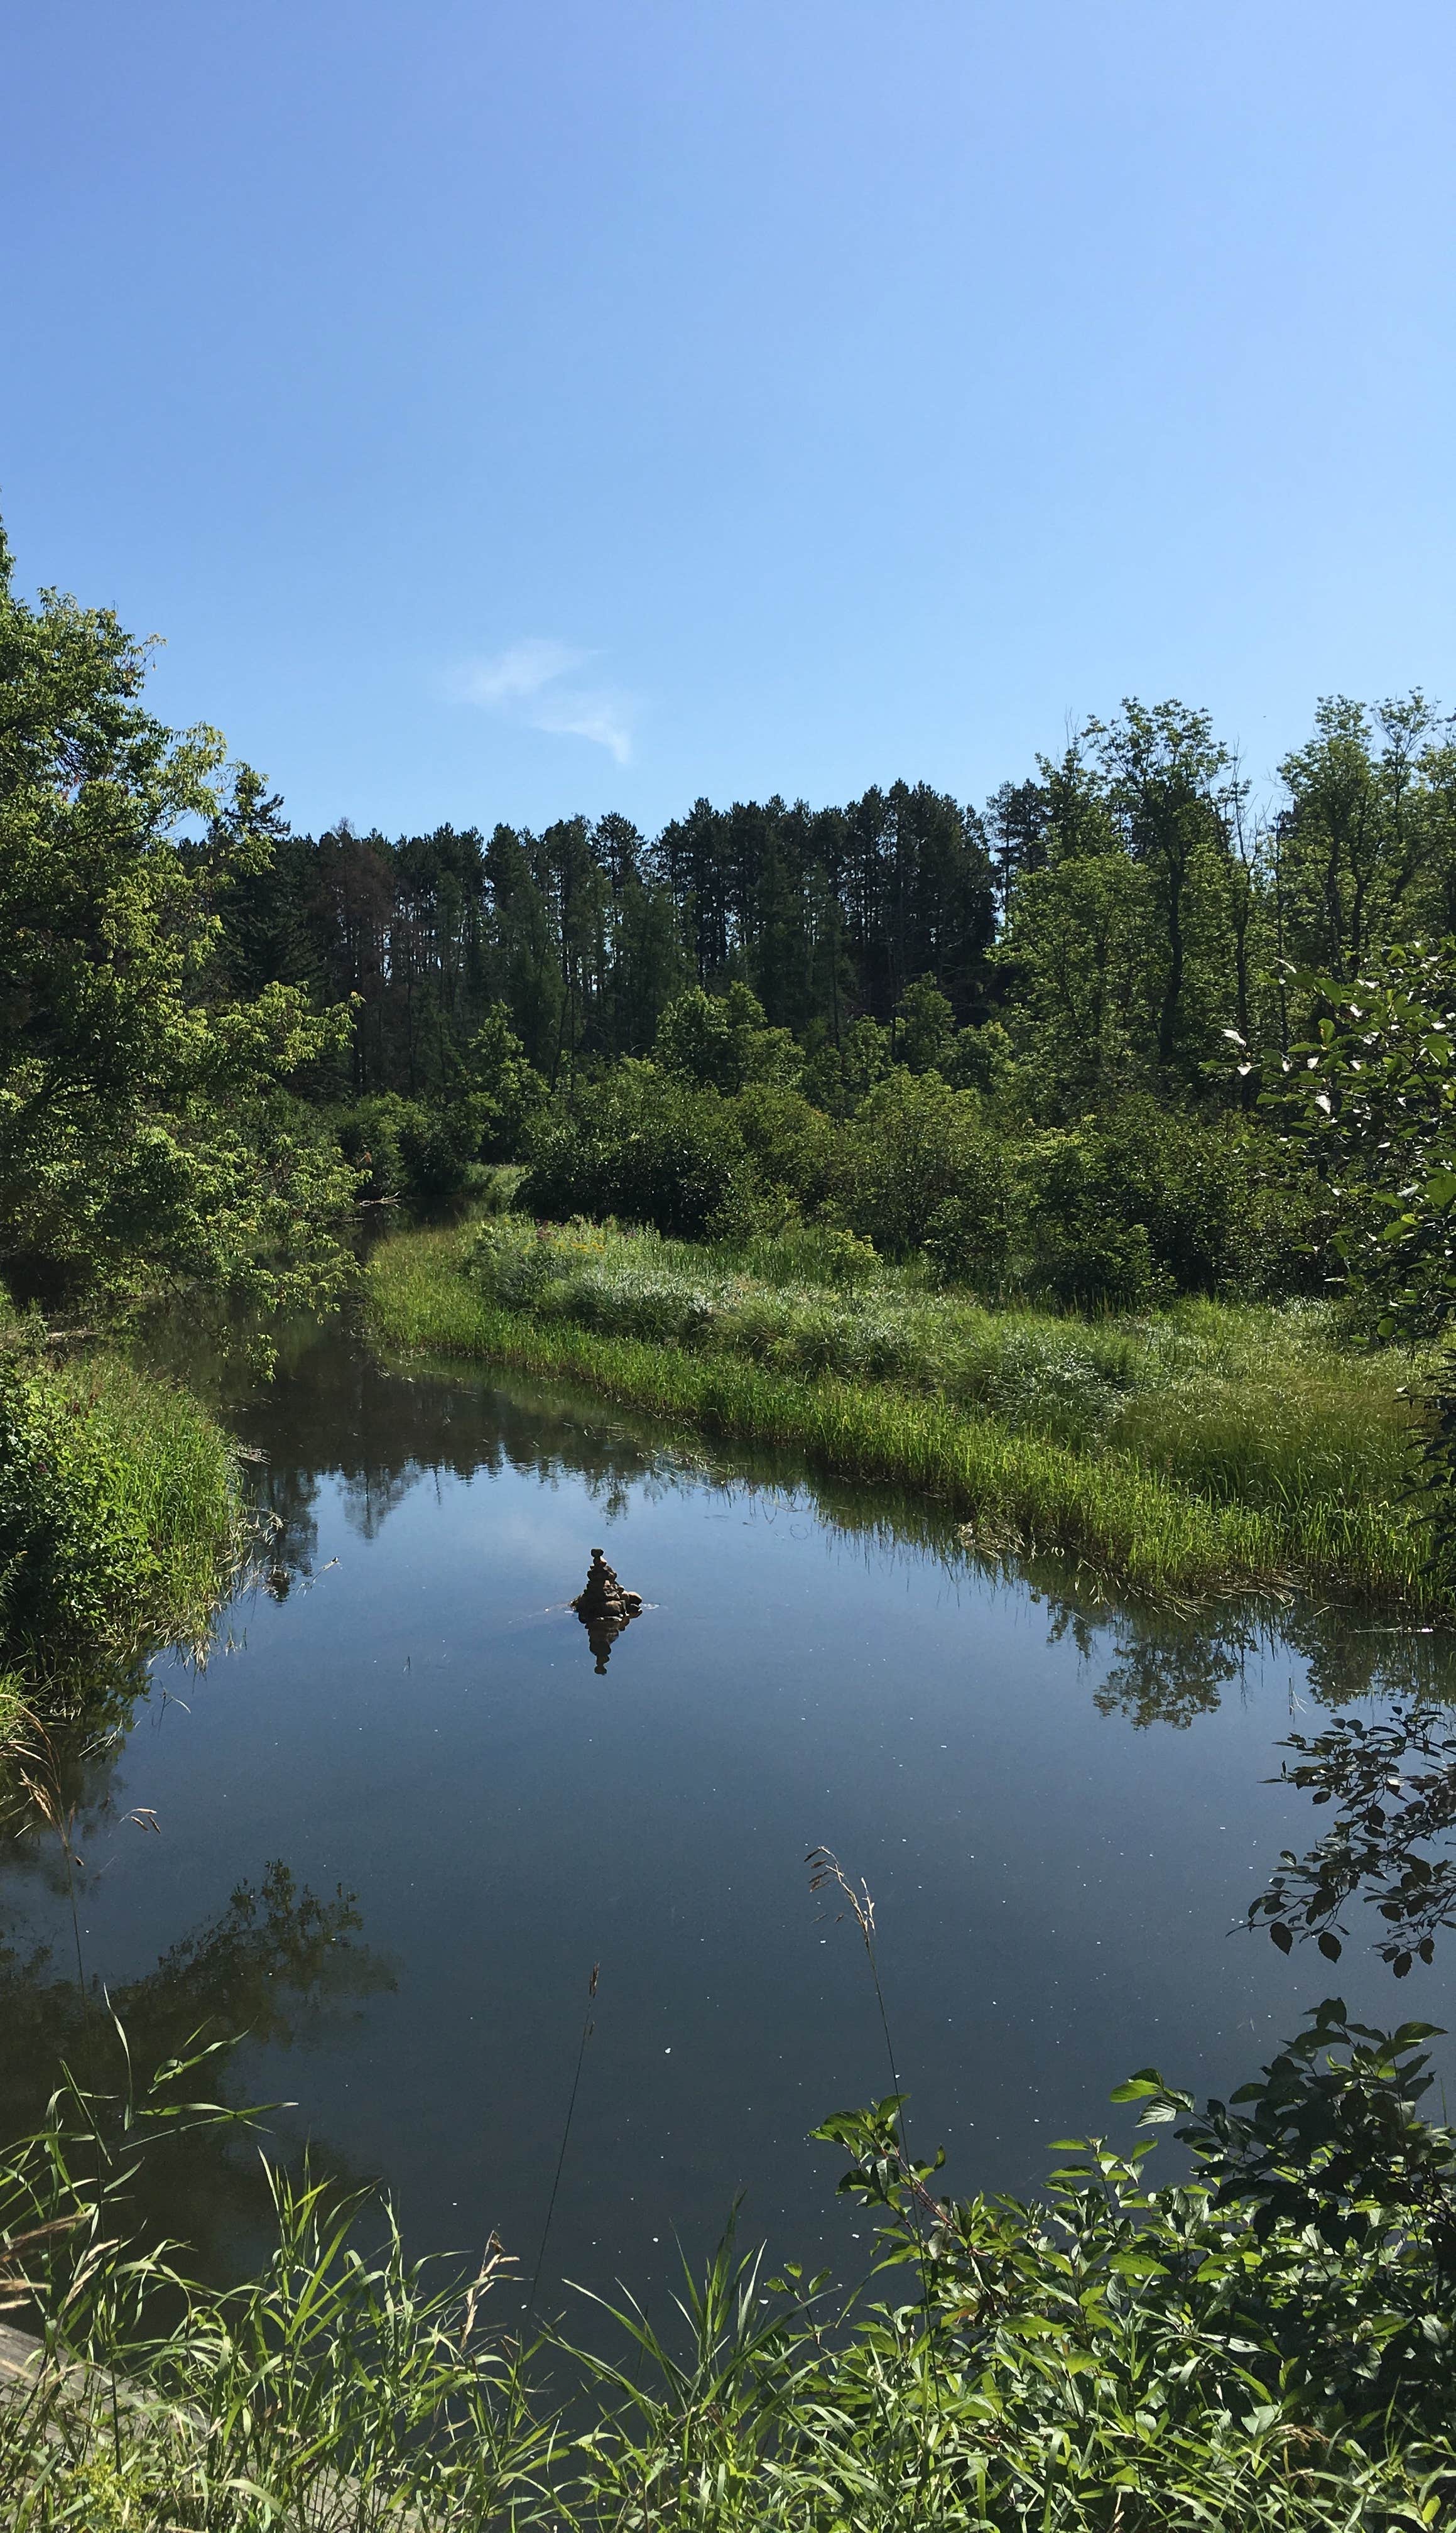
511 1056 1324 1316
1276 694 1456 977
798 1013 894 1116
808 2003 1456 2526
891 974 956 1073
731 1080 838 1215
0 2048 547 2529
837 1070 994 1256
1261 939 1456 1578
466 1000 547 1158
0 527 357 1321
653 979 800 1092
1248 1702 1456 1975
520 1062 758 1239
332 1092 477 1218
1015 1133 1163 1311
8 2012 1456 2528
174 677 1456 1207
1264 941 1456 1341
1013 1102 1297 1311
332 1096 410 1205
396 1101 477 1219
940 1013 1018 1098
0 1346 241 1701
378 1223 1427 1602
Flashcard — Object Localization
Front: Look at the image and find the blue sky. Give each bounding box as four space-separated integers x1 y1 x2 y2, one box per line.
4 1 1453 836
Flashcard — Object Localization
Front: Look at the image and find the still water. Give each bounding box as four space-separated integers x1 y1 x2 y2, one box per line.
3 1319 1453 2306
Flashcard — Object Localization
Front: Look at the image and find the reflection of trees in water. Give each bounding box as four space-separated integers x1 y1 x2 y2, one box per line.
1039 1599 1246 1730
190 1317 1456 1728
1033 1581 1456 1732
228 1327 685 1569
1094 1633 1242 1731
0 1858 392 2282
249 1459 321 1596
1281 1616 1456 1712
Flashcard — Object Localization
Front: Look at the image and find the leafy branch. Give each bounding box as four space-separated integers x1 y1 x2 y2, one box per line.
1247 1703 1456 1973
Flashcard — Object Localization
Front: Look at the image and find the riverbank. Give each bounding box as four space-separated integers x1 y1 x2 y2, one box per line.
5 2005 1454 2532
0 1340 246 1749
366 1219 1435 1608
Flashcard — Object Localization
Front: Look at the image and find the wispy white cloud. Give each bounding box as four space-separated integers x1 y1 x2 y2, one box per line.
459 637 587 708
453 638 636 764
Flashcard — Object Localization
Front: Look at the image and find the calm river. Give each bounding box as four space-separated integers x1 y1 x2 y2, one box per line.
3 1318 1452 2307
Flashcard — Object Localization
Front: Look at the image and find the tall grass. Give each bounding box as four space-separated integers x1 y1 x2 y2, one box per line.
4 2031 1455 2530
0 1343 246 1739
367 1221 1435 1606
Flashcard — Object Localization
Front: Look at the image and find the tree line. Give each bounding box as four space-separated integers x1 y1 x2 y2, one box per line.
216 692 1456 1116
7 503 1456 1328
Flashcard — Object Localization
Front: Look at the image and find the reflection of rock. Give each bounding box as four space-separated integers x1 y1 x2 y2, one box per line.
571 1547 643 1674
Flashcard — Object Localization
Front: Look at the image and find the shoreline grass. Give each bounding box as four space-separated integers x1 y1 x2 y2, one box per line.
5 2017 1456 2531
366 1223 1438 1609
0 1341 247 1744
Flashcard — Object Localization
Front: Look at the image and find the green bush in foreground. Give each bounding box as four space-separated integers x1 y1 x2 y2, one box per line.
0 1344 242 1715
4 2007 1455 2527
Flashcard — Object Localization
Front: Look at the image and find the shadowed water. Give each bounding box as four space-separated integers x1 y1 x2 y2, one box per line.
3 1315 1453 2308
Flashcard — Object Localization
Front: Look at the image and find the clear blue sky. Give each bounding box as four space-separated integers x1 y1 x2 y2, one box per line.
5 1 1453 837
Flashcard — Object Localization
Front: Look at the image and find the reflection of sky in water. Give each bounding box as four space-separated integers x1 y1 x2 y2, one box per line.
3 1322 1454 2307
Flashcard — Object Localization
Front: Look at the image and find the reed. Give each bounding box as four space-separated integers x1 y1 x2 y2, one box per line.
366 1223 1435 1607
0 1344 246 1744
4 2030 1455 2532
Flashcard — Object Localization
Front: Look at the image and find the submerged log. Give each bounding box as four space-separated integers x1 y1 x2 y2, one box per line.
571 1547 643 1672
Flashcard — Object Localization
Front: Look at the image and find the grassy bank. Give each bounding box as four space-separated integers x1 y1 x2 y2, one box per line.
6 2007 1456 2530
0 1341 246 1741
366 1219 1433 1607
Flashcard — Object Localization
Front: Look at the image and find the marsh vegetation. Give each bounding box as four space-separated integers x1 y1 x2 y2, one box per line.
0 1334 244 1755
369 1217 1430 1604
8 1995 1456 2531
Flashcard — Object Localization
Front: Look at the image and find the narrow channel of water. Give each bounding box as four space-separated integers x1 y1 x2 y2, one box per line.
3 1317 1452 2307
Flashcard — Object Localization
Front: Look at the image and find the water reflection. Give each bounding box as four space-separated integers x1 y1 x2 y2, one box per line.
0 1854 389 2277
1043 1602 1244 1730
202 1312 1455 1735
8 1306 1452 2299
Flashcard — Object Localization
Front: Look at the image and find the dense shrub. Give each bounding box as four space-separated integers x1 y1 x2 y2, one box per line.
1012 1104 1328 1310
513 1065 1338 1310
520 1062 756 1239
797 1014 894 1116
837 1070 996 1256
333 1095 476 1219
653 981 798 1094
395 1103 477 1219
891 975 957 1072
1014 1127 1168 1311
466 1004 547 1160
920 1137 1014 1290
0 1350 239 1691
730 1081 837 1214
334 1098 408 1206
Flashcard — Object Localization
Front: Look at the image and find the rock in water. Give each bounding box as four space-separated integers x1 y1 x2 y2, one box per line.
571 1548 643 1672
